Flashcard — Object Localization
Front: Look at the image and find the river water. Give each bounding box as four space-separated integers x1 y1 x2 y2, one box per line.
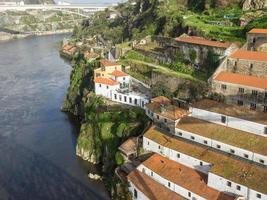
0 35 109 200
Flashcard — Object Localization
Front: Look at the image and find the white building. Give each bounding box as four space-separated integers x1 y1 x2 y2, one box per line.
142 126 267 200
190 99 267 137
94 60 150 108
175 116 267 166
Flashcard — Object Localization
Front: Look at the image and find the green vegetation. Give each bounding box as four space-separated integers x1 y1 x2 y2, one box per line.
115 152 125 165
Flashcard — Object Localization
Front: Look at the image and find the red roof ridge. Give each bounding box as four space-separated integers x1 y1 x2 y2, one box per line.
214 71 267 90
175 36 232 48
229 49 267 62
248 28 267 34
111 70 129 77
100 60 119 67
94 77 118 86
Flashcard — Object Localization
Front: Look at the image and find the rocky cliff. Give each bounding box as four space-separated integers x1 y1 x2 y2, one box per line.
242 0 267 10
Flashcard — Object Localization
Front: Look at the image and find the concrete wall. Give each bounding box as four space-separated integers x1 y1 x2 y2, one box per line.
174 127 267 166
190 107 267 137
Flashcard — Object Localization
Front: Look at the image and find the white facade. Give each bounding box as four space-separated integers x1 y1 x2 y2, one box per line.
111 91 149 108
143 136 267 200
208 173 267 200
190 107 267 137
128 182 149 200
174 128 267 166
137 164 205 200
94 82 119 99
143 137 212 174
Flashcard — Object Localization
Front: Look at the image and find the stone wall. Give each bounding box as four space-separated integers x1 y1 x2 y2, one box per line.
247 33 267 52
226 58 267 78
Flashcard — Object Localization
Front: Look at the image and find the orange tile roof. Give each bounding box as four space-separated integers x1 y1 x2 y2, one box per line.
192 99 267 125
248 28 267 34
100 60 119 67
146 97 189 121
94 77 118 86
119 137 138 156
142 154 235 200
127 169 185 200
84 51 99 59
229 50 267 62
175 36 232 48
144 127 267 194
214 71 267 90
111 70 129 77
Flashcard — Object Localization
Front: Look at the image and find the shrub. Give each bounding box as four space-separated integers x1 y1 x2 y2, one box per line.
115 151 125 166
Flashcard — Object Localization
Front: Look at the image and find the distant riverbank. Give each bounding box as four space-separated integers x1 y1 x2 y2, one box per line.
0 29 73 41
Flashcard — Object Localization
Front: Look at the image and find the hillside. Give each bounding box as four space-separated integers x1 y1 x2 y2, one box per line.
0 0 55 4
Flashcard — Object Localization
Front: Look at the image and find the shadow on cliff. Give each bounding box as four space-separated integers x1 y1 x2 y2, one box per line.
0 136 109 200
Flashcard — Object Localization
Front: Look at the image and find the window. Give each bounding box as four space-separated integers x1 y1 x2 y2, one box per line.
264 106 267 113
252 90 258 96
221 116 226 123
123 77 125 81
168 182 171 187
244 154 249 159
147 141 150 145
114 94 117 99
151 171 153 177
234 61 237 66
119 95 122 101
265 127 267 135
106 86 109 89
221 84 227 90
260 159 265 164
124 96 127 102
257 193 262 199
158 145 161 149
177 153 180 158
188 192 191 197
204 140 208 144
200 161 203 166
147 110 150 114
250 63 253 69
250 103 256 110
164 119 167 123
216 144 221 149
236 185 241 191
230 149 235 154
237 100 243 106
134 189 138 199
191 136 195 140
157 115 159 120
178 132 182 136
227 181 232 187
265 92 267 98
142 168 146 173
142 101 144 107
239 88 244 93
134 99 137 105
99 84 102 87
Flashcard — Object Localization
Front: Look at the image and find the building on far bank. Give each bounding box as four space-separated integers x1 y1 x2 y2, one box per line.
247 28 267 52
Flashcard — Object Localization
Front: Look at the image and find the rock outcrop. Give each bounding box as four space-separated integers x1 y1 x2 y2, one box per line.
241 0 267 10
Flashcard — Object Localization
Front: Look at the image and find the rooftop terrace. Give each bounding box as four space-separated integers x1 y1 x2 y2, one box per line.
127 169 185 200
176 116 267 156
146 96 189 121
144 126 267 194
192 99 267 125
142 154 235 200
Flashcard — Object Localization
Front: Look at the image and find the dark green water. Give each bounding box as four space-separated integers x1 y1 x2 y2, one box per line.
0 35 109 200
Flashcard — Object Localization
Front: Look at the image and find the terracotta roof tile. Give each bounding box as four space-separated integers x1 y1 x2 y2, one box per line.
248 28 267 34
192 99 267 125
84 51 99 59
94 77 118 86
119 137 138 156
100 60 119 67
176 116 267 156
229 50 267 62
146 97 188 121
142 154 235 200
144 127 267 194
127 169 185 200
214 71 267 90
111 70 129 77
175 36 232 48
